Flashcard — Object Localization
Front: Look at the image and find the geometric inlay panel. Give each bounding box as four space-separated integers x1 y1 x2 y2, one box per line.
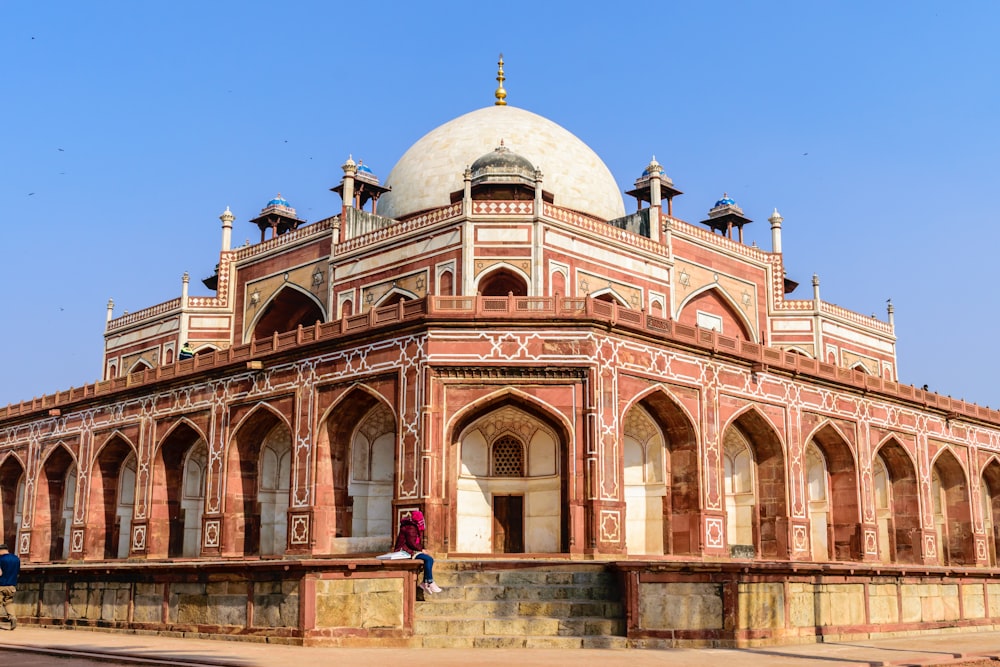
204 519 220 548
132 524 147 552
290 514 309 545
924 534 937 559
864 529 877 555
599 510 620 543
71 529 85 554
792 525 808 553
18 533 29 556
705 517 724 548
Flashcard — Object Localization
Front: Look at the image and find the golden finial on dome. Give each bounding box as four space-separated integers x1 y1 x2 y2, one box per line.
494 53 507 106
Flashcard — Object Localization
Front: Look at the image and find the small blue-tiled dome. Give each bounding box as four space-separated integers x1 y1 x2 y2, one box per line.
714 193 736 207
357 163 374 174
641 156 661 177
268 194 291 208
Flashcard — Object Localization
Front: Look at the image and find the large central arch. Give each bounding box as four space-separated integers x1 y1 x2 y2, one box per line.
449 391 571 554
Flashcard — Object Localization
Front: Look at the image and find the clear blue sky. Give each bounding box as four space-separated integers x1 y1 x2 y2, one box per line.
2 1 997 408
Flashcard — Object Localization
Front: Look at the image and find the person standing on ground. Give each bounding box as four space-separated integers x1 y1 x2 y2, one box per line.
393 510 442 594
0 544 20 630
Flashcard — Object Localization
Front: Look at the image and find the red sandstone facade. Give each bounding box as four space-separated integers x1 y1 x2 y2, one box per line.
2 90 999 645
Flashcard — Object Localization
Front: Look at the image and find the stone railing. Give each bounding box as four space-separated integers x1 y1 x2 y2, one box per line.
471 200 533 215
335 203 463 254
821 300 894 334
4 295 992 424
543 204 668 256
341 207 397 241
106 298 182 329
671 217 774 262
229 217 335 262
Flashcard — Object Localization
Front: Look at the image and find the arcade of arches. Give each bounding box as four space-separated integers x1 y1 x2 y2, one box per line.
4 372 998 569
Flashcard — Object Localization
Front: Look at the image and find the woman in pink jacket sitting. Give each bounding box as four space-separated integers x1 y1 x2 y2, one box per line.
394 510 442 594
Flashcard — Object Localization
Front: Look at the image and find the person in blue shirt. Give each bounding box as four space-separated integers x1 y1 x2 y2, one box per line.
0 543 19 630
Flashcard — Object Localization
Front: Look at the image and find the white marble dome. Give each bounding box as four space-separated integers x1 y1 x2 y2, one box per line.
378 105 626 221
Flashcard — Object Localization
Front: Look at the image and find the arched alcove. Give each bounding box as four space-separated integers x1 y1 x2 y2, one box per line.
478 268 528 297
249 286 324 342
806 424 860 561
724 408 788 559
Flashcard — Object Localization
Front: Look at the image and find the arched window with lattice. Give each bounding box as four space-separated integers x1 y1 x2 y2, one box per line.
491 435 525 477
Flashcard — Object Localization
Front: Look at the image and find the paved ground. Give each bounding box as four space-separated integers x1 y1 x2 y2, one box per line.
0 626 998 667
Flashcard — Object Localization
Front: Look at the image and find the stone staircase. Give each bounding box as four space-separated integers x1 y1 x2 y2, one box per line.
413 561 628 648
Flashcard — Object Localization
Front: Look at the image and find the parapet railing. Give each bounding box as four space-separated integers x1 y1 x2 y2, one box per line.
3 295 992 424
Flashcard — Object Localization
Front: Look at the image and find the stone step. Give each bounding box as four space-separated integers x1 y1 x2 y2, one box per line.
425 583 620 602
417 634 631 649
412 563 627 648
414 599 622 618
414 616 625 636
434 568 618 588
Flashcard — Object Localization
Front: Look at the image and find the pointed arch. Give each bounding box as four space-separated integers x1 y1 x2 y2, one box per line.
784 346 813 358
872 437 920 563
224 404 292 556
805 422 860 561
850 362 872 375
981 456 1000 566
675 285 756 341
931 448 974 565
449 388 572 554
623 386 701 556
374 286 420 307
720 405 788 559
591 288 630 307
0 454 26 550
476 264 529 297
33 443 78 561
348 402 397 539
315 385 398 549
622 403 666 555
128 359 153 375
246 284 326 343
88 433 138 559
150 419 209 558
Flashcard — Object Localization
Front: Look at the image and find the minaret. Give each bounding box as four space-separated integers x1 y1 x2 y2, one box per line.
220 206 235 252
626 157 683 240
768 208 783 254
340 155 357 217
494 54 507 106
106 298 114 324
180 272 190 349
647 157 662 244
534 168 544 212
463 166 472 215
